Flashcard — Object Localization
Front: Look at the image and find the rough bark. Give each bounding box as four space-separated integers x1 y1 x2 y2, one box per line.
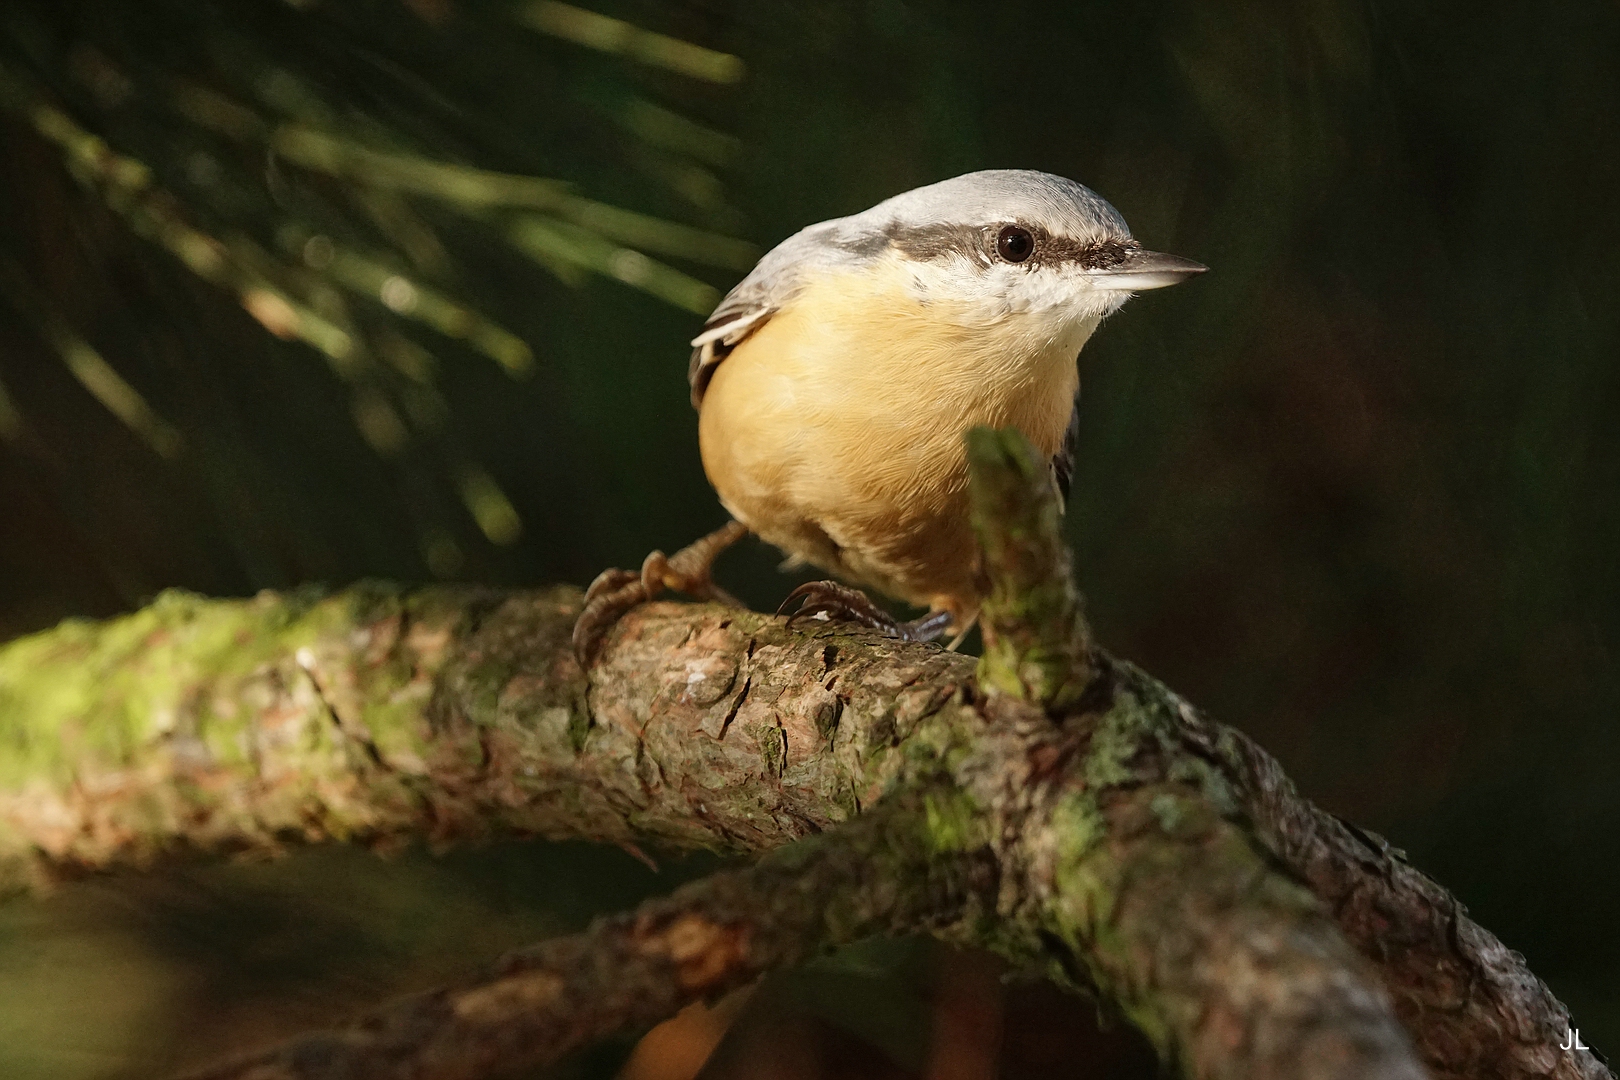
0 583 972 888
0 431 1607 1080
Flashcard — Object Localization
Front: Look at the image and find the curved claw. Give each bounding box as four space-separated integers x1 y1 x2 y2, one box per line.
572 577 652 664
583 567 640 605
777 581 953 643
571 521 750 665
778 580 893 630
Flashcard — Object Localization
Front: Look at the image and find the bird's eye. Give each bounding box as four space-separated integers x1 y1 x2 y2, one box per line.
995 224 1036 263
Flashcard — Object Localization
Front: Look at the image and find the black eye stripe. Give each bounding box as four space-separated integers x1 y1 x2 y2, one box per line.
1068 236 1140 270
871 219 1138 269
1003 226 1140 270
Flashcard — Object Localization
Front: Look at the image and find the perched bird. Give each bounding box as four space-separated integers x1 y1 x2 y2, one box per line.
573 169 1204 660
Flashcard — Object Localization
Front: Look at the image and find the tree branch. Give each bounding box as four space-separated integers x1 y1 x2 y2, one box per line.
0 432 1607 1080
959 429 1422 1079
179 794 999 1080
0 584 975 891
1222 718 1598 1079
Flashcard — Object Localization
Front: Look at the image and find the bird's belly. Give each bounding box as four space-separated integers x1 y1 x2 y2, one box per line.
697 276 1086 612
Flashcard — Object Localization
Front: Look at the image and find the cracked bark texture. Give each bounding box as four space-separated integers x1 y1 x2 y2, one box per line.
0 582 971 889
0 430 1608 1080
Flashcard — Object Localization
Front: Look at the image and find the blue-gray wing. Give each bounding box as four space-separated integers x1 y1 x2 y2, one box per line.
687 220 855 408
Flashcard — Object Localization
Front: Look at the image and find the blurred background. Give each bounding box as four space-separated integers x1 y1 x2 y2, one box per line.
0 0 1615 1077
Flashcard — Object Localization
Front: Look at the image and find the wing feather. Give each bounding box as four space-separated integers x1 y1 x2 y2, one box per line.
1051 387 1082 507
687 220 851 408
687 305 775 406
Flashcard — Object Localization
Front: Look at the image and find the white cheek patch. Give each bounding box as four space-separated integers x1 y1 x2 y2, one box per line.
903 255 987 302
902 257 1127 326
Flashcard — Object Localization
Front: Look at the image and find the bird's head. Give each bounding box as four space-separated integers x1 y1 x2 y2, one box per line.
832 169 1205 328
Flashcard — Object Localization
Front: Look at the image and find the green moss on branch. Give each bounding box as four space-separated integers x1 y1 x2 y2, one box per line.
0 581 982 895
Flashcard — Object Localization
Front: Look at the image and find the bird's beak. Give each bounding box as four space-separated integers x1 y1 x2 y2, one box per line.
1086 249 1208 292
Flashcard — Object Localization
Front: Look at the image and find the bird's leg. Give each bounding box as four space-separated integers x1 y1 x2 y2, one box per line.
776 581 955 643
572 519 749 663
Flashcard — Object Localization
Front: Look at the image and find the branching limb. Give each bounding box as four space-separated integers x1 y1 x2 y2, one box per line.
178 794 999 1080
0 432 1606 1080
958 427 1608 1080
961 428 1425 1080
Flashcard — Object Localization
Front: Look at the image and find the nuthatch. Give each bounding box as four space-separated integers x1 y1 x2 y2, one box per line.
573 169 1205 660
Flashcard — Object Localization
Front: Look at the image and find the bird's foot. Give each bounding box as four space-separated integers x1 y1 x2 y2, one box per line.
572 520 749 663
776 581 954 643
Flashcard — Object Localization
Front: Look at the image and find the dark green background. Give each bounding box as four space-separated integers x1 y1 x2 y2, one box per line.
1 1 1615 1076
